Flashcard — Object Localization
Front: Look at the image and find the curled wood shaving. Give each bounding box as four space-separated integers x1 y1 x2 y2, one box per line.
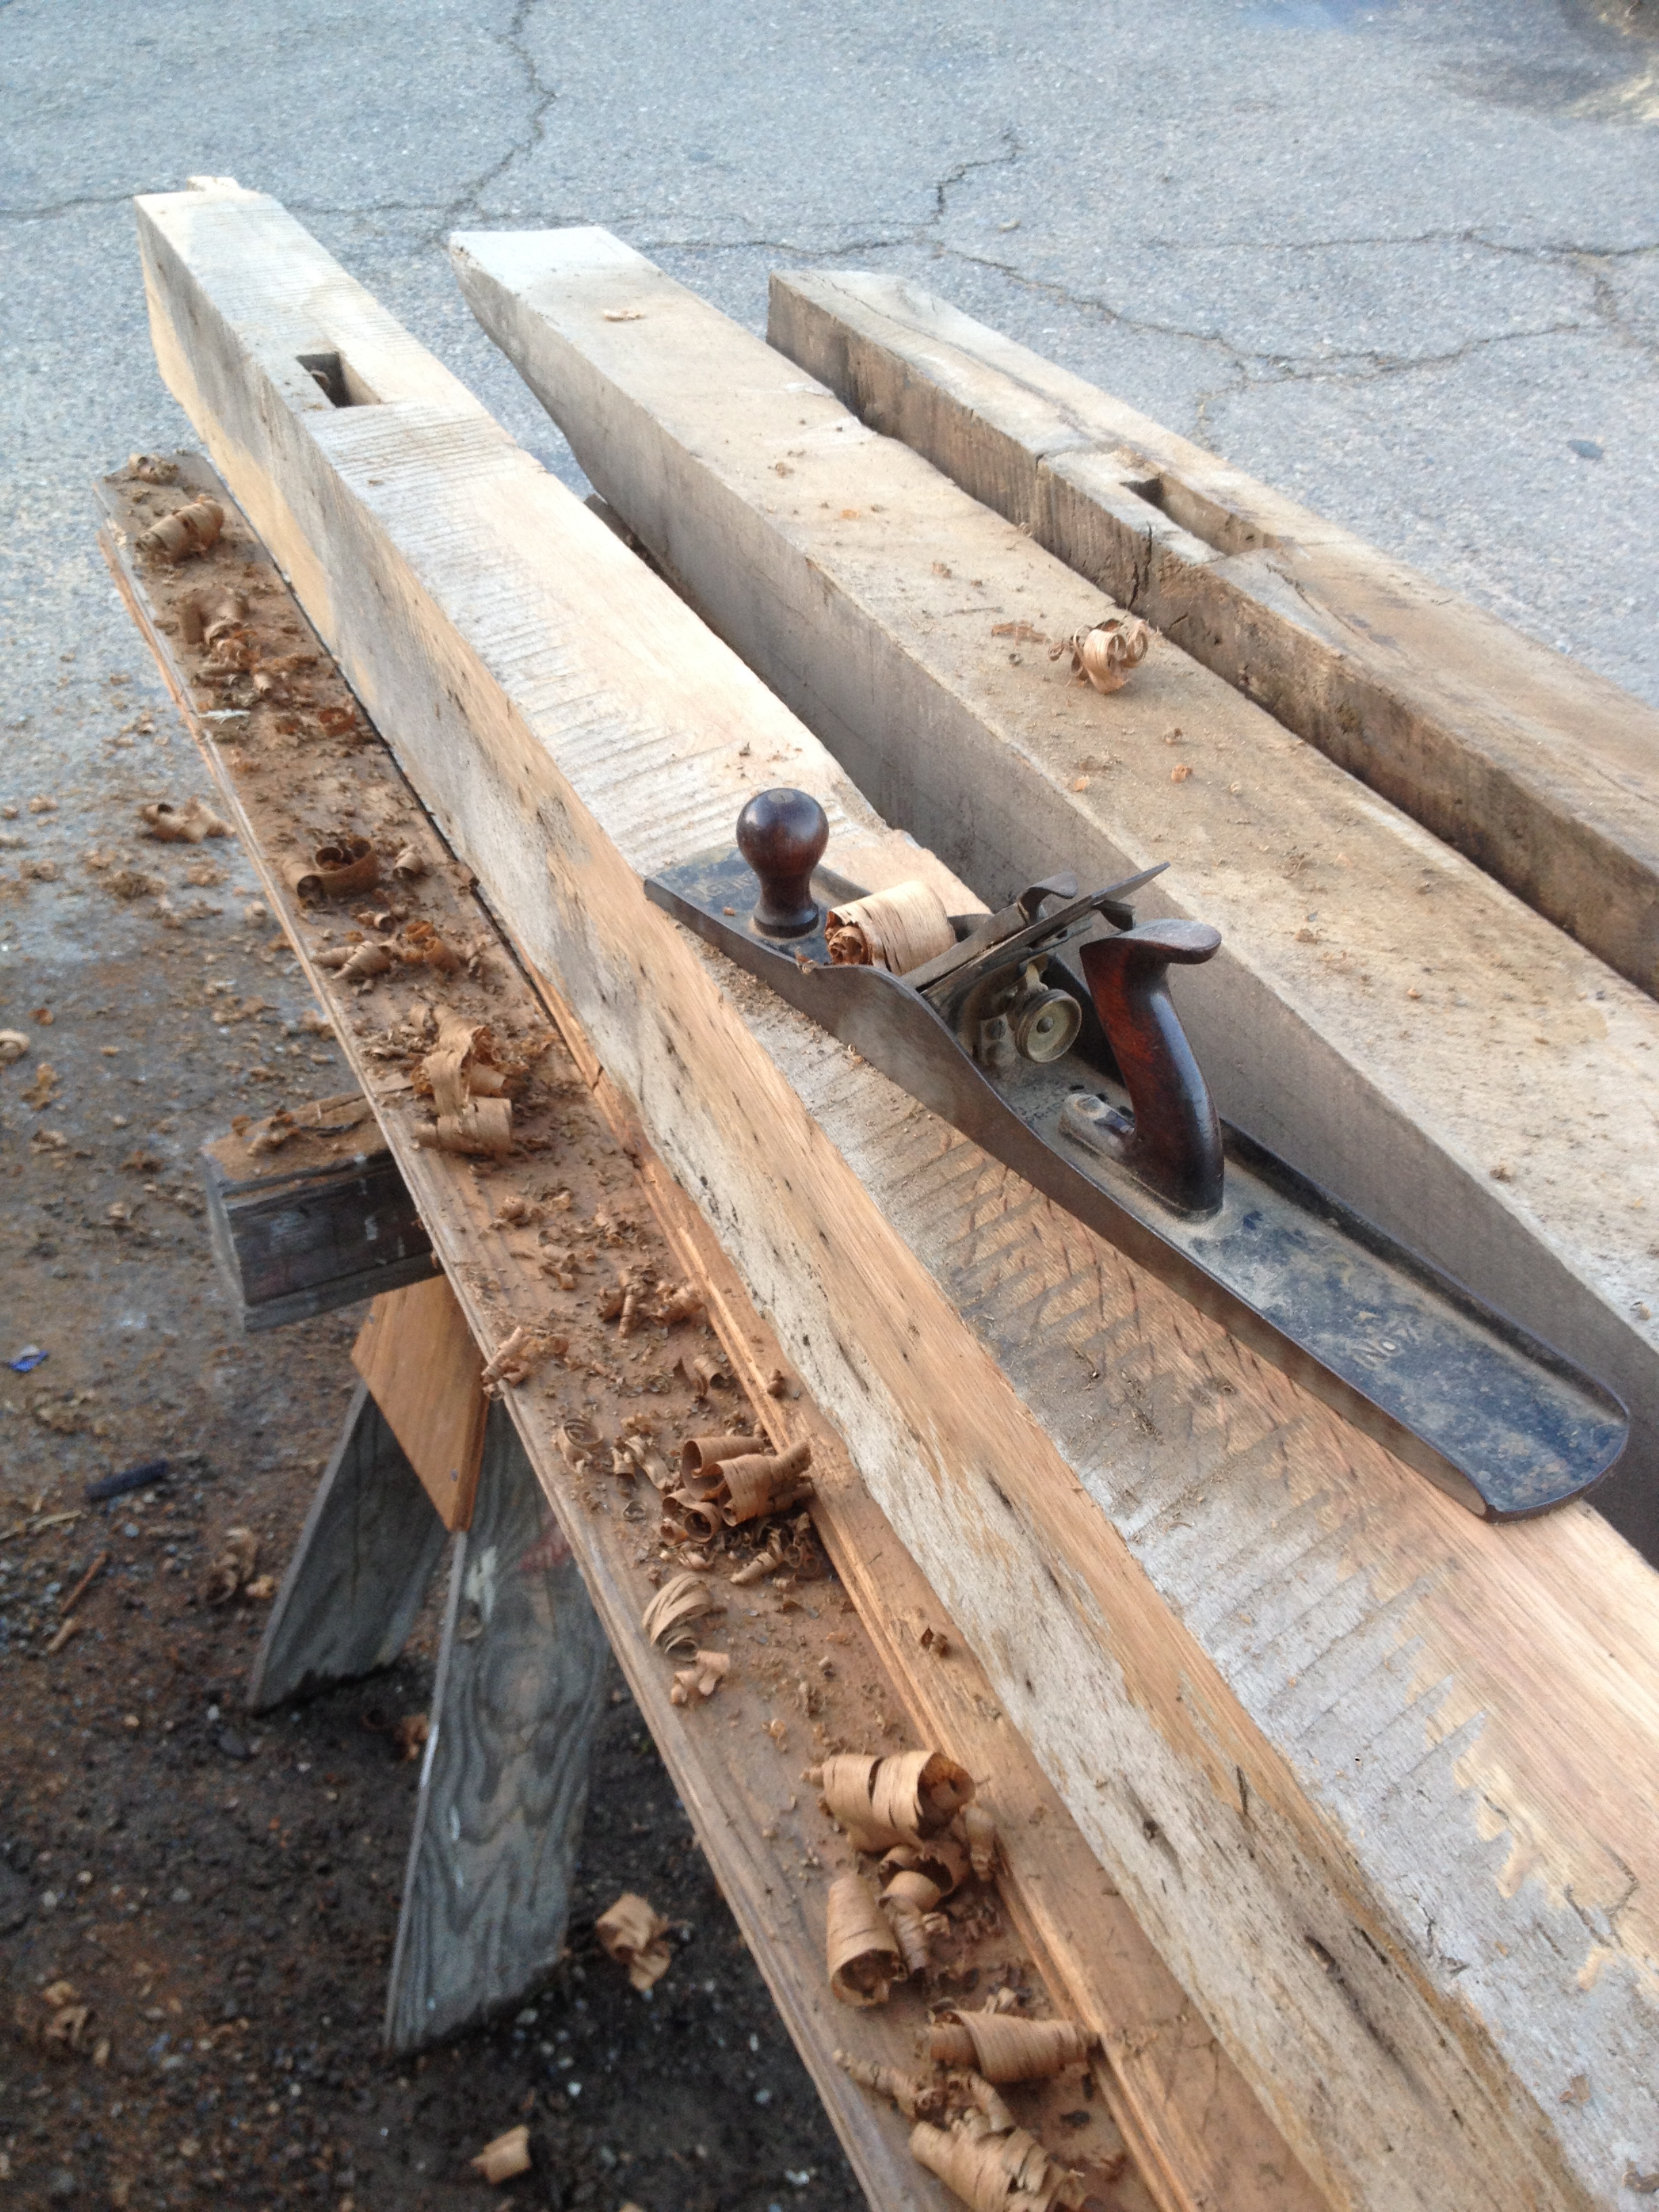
557 1417 599 1471
391 843 428 881
655 1283 705 1327
136 495 224 561
494 1193 541 1227
401 917 462 973
825 880 956 977
470 2125 531 2184
679 1433 758 1481
927 2009 1090 2083
186 586 247 649
670 1648 730 1704
961 1804 1000 1882
1048 615 1150 696
808 1748 975 1853
201 1526 258 1605
676 1350 731 1397
836 2051 947 2119
316 941 392 982
596 1891 674 1992
414 1009 513 1158
956 2072 1017 2135
881 1838 968 1898
126 453 178 485
0 1030 30 1063
139 796 228 844
642 1571 718 1653
716 1439 813 1524
881 1868 943 1974
289 834 380 902
481 1324 554 1393
730 1530 788 1586
826 1872 902 2008
910 2118 1086 2212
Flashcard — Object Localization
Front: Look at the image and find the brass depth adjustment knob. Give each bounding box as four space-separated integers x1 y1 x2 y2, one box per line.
736 787 830 938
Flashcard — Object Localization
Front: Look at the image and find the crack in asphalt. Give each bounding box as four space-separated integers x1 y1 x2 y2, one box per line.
0 77 1651 416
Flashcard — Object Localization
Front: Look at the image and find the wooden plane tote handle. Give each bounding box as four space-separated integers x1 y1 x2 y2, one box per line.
1076 920 1225 1216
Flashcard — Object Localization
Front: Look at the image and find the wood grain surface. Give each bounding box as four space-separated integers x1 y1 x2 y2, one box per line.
352 1275 488 1532
247 1378 448 1711
385 1399 611 2051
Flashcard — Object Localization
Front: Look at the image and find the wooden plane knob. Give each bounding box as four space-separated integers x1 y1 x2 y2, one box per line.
1080 919 1225 1215
737 787 830 938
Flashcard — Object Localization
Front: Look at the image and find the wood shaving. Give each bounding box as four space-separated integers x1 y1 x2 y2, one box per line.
138 796 229 842
679 1433 758 1481
961 1804 999 1882
289 834 379 902
200 1527 258 1605
672 1437 813 1530
676 1350 731 1397
808 1748 975 1852
642 1570 719 1653
414 1009 514 1158
0 1030 29 1063
825 880 955 977
826 1872 903 2008
882 1867 944 1973
316 941 392 981
400 917 462 973
469 2125 531 2184
1048 615 1150 695
670 1648 730 1704
480 1324 555 1393
595 1891 674 1992
927 2008 1090 2083
731 1530 788 1586
390 842 427 880
881 1837 968 1898
835 2051 947 2118
909 2116 1086 2212
136 495 224 562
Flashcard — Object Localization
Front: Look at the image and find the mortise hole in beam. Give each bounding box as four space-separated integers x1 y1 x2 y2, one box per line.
1124 472 1277 559
297 351 381 408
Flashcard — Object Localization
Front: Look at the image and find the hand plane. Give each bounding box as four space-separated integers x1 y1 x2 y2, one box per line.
646 789 1627 1519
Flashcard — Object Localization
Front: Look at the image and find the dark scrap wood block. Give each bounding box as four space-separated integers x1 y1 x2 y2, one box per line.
201 1091 434 1330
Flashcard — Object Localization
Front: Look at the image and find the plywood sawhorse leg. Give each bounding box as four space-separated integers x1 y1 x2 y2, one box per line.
246 1284 611 2052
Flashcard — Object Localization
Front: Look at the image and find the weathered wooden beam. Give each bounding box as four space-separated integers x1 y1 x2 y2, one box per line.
98 434 1181 2211
201 1091 433 1329
136 182 1659 2212
768 268 1659 1005
449 224 1659 1561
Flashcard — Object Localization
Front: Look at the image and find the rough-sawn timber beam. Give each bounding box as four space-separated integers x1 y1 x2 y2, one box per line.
768 269 1659 1007
138 181 1659 2212
449 226 1659 1559
97 442 1175 2212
